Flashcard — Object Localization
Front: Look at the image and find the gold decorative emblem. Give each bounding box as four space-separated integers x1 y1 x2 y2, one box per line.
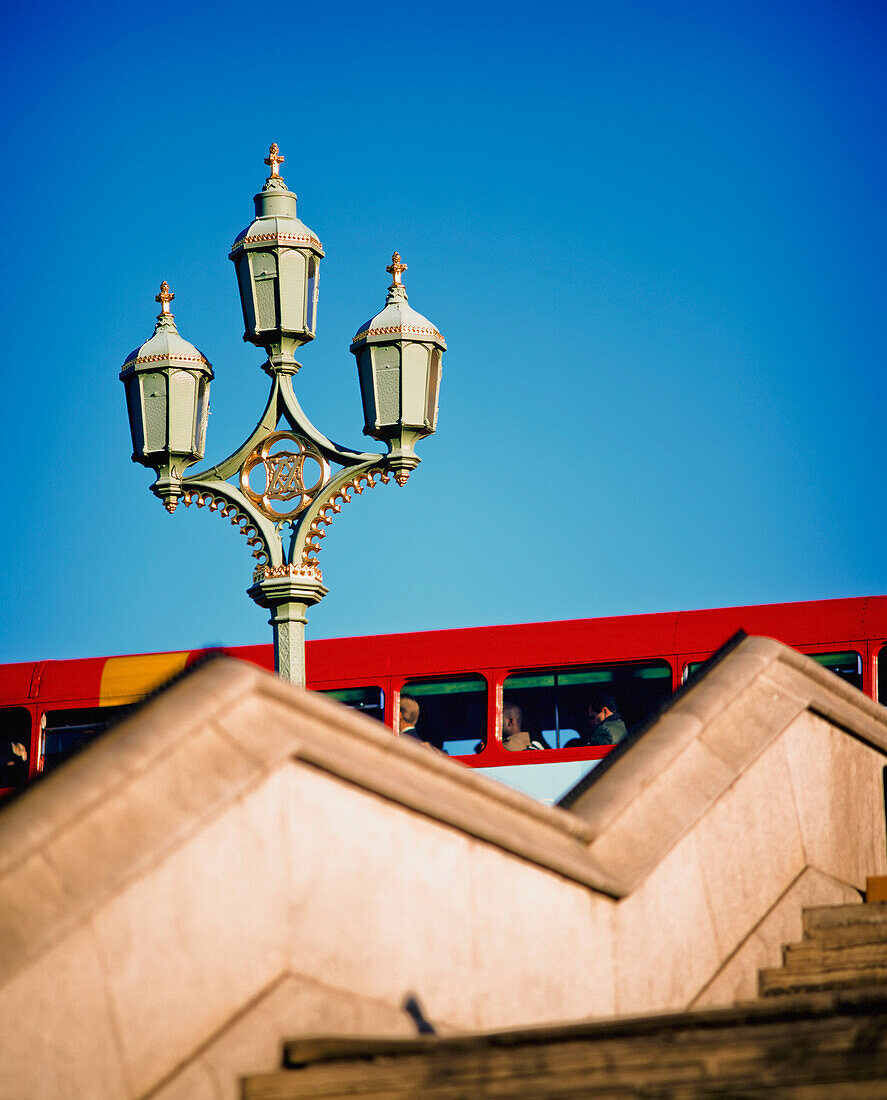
155 281 174 316
240 431 329 520
386 251 407 289
265 142 284 179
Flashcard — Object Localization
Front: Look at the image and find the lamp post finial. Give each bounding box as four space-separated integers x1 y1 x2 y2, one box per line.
265 142 285 180
155 280 175 317
386 251 407 289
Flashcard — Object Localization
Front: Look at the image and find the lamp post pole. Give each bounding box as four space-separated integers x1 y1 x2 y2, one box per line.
120 145 445 685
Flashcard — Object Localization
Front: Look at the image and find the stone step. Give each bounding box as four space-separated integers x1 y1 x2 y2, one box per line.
803 902 887 936
243 988 887 1098
783 939 887 972
759 963 887 998
793 920 887 952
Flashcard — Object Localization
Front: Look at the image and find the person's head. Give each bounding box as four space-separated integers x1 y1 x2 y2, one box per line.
399 694 420 732
503 703 523 738
587 689 617 729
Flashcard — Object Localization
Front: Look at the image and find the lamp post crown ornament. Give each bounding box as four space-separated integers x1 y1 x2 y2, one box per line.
263 142 288 191
155 280 174 315
153 280 178 332
386 251 408 302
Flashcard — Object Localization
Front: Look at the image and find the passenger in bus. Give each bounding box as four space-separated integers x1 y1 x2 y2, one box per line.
398 695 446 752
502 704 546 751
399 695 422 740
583 689 628 746
2 739 28 784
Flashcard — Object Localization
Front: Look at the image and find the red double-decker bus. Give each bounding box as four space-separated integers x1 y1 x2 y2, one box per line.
2 595 885 803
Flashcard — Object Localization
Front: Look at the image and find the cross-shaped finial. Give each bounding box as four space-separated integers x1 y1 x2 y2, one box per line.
265 142 284 179
386 251 407 289
155 280 175 315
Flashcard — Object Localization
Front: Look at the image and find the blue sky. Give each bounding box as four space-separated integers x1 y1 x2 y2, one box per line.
1 1 884 662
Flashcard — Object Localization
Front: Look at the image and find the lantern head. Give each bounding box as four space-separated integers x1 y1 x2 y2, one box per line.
229 144 324 373
120 282 213 512
350 253 445 483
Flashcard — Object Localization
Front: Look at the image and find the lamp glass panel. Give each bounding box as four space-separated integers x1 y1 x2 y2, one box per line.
124 376 145 454
279 249 307 331
306 257 319 333
143 372 168 452
372 347 401 426
357 350 377 430
236 257 257 333
251 252 278 331
401 343 430 425
426 348 442 430
168 370 197 454
195 377 210 455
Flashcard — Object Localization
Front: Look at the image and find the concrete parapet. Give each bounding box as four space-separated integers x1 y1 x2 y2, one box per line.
0 636 884 1098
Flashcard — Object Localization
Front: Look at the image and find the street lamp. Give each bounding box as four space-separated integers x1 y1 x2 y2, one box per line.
120 144 445 685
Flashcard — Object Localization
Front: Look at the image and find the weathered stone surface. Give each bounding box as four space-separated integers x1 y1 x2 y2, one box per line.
93 769 294 1094
760 900 887 998
692 738 806 958
613 829 722 1015
0 921 129 1100
696 670 806 770
784 940 887 970
466 837 617 1028
585 736 735 890
151 972 415 1100
690 867 861 1009
760 964 887 996
805 902 887 934
783 712 887 890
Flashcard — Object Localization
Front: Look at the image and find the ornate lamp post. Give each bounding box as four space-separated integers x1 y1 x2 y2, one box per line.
120 145 445 684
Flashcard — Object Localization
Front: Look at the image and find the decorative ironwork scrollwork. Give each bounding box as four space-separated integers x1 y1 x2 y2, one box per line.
239 431 330 521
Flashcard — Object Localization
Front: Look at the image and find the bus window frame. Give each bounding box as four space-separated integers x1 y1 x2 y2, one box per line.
0 703 37 792
317 684 386 723
470 656 677 768
681 643 869 693
395 672 492 756
310 675 394 726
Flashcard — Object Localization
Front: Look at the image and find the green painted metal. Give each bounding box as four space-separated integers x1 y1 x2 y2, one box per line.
228 162 324 372
351 256 446 484
121 146 445 686
120 293 214 514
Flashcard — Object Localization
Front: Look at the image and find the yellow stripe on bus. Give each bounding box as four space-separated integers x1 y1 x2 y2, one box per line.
99 652 190 705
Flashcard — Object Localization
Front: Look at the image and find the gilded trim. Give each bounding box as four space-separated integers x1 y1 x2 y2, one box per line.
351 323 445 345
253 562 324 583
124 353 210 367
230 231 324 253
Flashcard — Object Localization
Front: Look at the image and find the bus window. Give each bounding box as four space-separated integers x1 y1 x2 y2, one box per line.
502 661 672 750
880 647 887 707
685 651 864 691
401 676 486 756
319 686 384 723
1 707 31 787
810 651 863 691
42 705 133 774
